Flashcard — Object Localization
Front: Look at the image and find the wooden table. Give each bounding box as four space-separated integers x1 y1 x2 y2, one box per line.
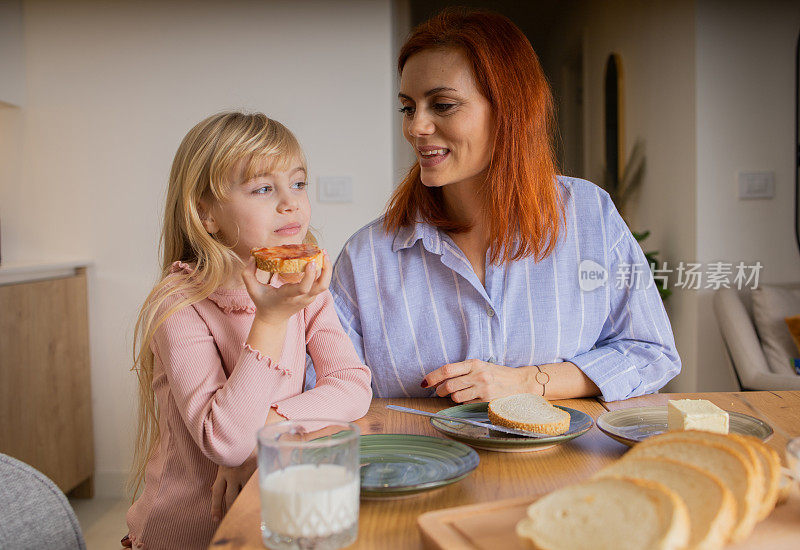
209 392 800 549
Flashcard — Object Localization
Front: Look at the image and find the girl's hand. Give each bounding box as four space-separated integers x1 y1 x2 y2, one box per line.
241 251 332 324
421 359 529 403
210 409 286 522
210 453 257 523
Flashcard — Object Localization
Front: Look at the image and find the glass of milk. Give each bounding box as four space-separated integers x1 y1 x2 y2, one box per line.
257 420 360 550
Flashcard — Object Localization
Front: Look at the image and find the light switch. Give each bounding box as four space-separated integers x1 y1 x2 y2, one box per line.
737 171 774 200
318 176 353 203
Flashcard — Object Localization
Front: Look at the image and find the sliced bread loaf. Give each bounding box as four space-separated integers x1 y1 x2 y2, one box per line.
595 457 736 550
738 434 781 519
626 439 760 542
515 477 690 550
487 393 570 435
648 430 765 511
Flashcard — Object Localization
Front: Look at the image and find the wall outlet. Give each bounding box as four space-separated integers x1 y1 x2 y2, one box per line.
737 171 774 200
317 176 353 203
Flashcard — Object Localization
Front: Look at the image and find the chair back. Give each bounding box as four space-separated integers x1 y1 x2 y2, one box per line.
0 453 86 550
735 282 800 321
714 282 800 390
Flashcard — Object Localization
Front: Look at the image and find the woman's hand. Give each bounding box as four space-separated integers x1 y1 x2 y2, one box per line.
241 251 332 325
422 359 530 403
423 360 601 401
210 408 286 522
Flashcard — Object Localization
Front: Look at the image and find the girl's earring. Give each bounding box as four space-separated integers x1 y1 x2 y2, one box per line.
230 224 241 248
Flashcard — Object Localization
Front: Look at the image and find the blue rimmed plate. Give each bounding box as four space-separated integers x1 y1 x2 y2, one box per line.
359 434 479 497
430 402 593 452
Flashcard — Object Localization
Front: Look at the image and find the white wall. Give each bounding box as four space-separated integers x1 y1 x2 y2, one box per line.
0 0 395 497
694 0 800 390
0 0 25 106
546 0 699 392
392 0 415 184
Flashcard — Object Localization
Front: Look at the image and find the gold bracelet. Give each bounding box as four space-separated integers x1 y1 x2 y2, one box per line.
534 366 550 397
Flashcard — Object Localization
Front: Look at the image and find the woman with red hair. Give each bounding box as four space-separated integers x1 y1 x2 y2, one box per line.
328 8 680 402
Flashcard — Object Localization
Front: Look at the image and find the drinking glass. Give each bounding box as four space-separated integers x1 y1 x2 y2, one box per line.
257 420 360 550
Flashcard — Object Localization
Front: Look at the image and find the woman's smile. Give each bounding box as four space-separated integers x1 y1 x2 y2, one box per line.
418 145 451 167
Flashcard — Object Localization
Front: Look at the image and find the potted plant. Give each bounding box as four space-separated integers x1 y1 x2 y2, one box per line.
603 140 672 300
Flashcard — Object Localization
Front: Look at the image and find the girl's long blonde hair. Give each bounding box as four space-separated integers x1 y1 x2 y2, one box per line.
128 112 306 497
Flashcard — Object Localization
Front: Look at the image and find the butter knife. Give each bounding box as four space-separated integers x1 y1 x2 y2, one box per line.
385 404 552 438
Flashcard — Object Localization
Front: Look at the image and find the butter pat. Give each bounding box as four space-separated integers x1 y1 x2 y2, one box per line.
667 399 729 434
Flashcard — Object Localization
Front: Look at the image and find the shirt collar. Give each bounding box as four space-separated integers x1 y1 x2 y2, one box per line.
391 221 444 255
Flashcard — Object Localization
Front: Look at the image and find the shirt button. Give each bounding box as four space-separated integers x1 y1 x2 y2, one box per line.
486 306 495 317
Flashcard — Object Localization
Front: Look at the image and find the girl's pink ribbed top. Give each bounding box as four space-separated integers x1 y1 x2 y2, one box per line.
125 262 372 549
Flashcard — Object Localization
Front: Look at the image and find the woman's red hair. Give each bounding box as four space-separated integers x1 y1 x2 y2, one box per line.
384 8 564 264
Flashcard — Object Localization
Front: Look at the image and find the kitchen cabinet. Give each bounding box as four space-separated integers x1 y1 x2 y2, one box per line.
0 261 94 496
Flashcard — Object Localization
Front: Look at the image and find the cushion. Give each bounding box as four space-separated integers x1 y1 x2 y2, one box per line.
0 453 85 550
751 286 800 375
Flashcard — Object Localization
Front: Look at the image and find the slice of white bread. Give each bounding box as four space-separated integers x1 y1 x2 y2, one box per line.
654 430 780 520
487 393 571 436
595 457 736 550
515 477 690 550
627 439 760 542
647 431 765 515
738 434 781 519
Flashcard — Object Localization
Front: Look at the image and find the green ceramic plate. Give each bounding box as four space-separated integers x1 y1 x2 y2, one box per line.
596 406 774 447
430 403 593 452
359 434 479 497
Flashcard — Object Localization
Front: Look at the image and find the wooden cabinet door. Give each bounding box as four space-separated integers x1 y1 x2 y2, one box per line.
0 271 94 493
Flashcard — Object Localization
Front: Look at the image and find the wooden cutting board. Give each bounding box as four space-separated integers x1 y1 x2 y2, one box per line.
418 483 800 550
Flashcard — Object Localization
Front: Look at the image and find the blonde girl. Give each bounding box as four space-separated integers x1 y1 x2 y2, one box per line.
123 112 372 550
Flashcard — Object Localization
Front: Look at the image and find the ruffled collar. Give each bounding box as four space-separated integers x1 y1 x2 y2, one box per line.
207 289 255 314
169 261 255 314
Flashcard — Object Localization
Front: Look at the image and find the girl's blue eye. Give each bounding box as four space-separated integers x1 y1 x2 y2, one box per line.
292 181 308 190
254 186 272 194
